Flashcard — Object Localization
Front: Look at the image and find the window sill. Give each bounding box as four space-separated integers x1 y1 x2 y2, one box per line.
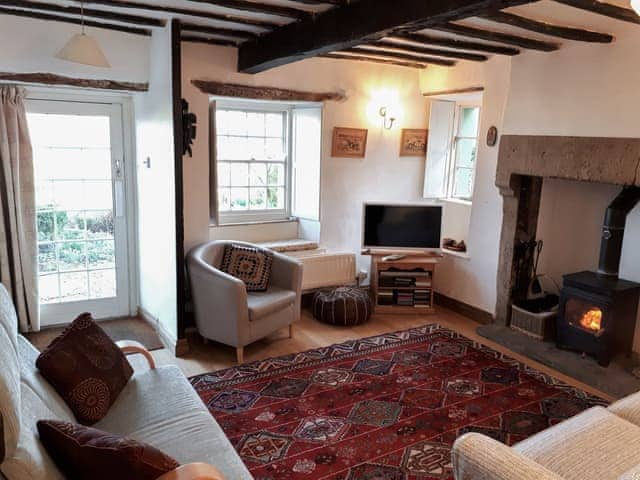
210 217 298 228
442 249 471 260
441 197 472 206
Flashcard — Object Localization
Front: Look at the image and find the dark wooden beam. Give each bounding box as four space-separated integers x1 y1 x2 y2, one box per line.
181 23 257 40
390 32 520 55
434 22 559 51
320 53 427 69
344 47 456 66
0 6 151 35
4 0 165 26
423 86 484 96
177 0 311 20
0 71 148 91
287 0 343 5
555 0 640 25
191 79 346 101
181 35 239 47
480 10 613 42
371 39 488 61
80 0 279 28
238 0 534 73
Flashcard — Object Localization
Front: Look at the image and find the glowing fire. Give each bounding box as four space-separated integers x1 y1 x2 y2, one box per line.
580 308 603 332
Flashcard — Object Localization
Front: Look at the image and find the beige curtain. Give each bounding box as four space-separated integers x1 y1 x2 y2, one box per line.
0 86 39 332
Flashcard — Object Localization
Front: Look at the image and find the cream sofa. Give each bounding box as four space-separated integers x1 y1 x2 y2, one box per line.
0 284 252 480
452 396 640 480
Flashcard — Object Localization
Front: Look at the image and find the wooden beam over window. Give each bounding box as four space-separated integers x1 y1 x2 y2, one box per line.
237 0 535 73
479 10 614 42
0 72 149 91
191 79 346 102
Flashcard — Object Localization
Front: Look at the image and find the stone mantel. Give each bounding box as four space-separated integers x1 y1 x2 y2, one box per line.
494 135 640 326
496 135 640 195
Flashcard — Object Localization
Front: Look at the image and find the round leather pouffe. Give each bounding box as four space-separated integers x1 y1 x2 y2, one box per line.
312 287 372 326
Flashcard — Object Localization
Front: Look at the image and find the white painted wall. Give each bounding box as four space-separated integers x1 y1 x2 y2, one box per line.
133 27 177 341
181 43 431 277
420 57 512 313
0 14 149 83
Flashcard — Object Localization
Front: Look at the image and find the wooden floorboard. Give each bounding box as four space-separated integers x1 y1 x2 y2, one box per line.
141 307 613 402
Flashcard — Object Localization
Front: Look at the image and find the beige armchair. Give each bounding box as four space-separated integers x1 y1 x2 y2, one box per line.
187 240 303 363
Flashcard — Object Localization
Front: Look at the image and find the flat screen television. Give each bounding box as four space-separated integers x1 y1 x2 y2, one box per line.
363 203 442 250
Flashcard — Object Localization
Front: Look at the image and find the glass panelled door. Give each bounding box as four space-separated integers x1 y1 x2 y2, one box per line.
27 100 131 326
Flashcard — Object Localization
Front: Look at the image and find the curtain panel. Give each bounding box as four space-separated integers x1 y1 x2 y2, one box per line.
0 86 39 332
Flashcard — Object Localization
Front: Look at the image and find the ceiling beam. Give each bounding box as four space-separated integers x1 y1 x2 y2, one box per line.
4 0 164 26
237 0 534 73
370 39 488 61
171 0 310 21
0 6 151 35
390 32 520 55
321 53 427 69
554 0 640 25
287 0 344 5
181 36 239 47
180 22 258 40
433 22 559 51
343 47 456 66
479 10 614 42
78 0 279 28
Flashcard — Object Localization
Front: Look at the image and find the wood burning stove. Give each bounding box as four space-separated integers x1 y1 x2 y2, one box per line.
557 187 640 366
557 272 640 366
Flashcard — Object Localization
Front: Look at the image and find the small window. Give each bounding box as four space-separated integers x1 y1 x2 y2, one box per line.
423 100 481 202
211 100 322 225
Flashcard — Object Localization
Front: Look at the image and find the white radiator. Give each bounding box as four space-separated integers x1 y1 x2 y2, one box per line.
286 249 357 291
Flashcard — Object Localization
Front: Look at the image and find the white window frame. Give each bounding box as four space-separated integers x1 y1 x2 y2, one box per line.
447 103 481 202
212 99 294 225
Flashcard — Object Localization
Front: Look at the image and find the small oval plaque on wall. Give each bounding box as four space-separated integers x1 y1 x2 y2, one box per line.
487 126 498 147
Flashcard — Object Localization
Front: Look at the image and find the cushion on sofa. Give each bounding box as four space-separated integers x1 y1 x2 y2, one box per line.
247 286 296 321
514 406 640 480
93 365 252 480
220 244 273 292
36 313 133 425
37 420 179 480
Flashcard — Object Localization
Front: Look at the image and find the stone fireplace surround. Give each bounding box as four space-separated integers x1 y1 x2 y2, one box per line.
495 135 640 327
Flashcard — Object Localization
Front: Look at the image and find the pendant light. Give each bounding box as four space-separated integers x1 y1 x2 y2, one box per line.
56 1 111 68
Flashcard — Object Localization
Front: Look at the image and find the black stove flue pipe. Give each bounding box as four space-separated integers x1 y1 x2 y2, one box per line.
598 186 640 277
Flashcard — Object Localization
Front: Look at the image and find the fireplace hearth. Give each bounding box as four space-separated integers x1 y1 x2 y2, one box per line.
557 271 640 366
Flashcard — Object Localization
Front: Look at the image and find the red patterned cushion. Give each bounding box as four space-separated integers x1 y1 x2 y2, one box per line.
36 313 133 425
37 420 179 480
220 244 274 292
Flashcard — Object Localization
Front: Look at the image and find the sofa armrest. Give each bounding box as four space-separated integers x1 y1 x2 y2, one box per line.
156 463 225 480
116 340 156 370
270 252 303 293
608 391 640 426
452 433 565 480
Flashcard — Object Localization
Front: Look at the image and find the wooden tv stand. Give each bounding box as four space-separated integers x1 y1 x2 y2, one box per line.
365 251 441 315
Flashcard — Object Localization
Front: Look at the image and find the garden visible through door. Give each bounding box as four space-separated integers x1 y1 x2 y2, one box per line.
27 100 131 326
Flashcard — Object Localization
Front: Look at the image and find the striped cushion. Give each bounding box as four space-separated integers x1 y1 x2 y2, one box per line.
312 288 371 326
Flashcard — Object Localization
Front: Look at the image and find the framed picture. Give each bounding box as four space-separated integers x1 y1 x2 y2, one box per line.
399 129 428 156
332 127 368 158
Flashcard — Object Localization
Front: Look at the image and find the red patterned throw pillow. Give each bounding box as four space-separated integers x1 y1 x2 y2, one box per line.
36 313 133 425
220 244 274 292
37 420 179 480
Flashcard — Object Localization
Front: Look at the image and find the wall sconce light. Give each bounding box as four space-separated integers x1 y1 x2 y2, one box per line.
379 106 396 130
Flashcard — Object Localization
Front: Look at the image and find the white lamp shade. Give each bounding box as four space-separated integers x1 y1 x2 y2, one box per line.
56 33 110 68
632 0 640 14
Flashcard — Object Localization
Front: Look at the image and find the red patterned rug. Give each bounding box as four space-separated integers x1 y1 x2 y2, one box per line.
190 324 606 480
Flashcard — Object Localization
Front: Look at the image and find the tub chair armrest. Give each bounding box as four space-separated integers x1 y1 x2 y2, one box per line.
156 463 225 480
452 433 565 480
269 252 303 293
116 340 156 370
